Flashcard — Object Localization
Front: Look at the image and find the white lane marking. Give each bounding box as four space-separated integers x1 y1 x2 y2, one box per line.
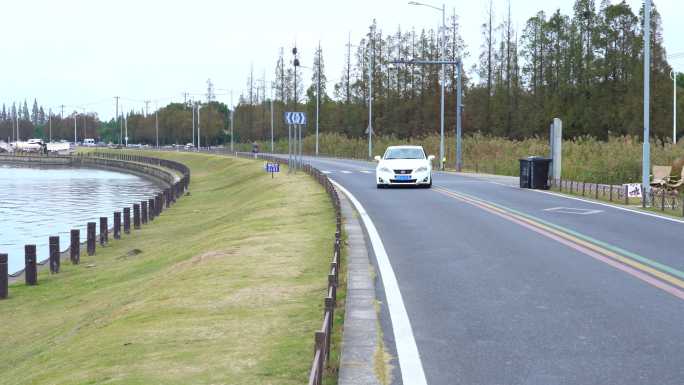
360 170 373 174
322 170 332 174
531 189 684 225
340 170 352 174
331 179 428 385
489 181 512 187
543 207 603 215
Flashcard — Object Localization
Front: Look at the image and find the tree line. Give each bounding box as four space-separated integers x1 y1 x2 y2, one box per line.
233 0 682 143
2 1 681 146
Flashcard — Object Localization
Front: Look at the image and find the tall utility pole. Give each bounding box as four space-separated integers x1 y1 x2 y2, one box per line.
192 103 196 146
642 0 651 203
672 70 678 144
114 96 120 144
230 90 234 153
368 25 374 159
439 3 445 169
73 115 77 144
82 108 87 140
155 109 159 148
197 105 202 150
125 115 128 147
316 41 321 156
60 104 65 119
144 100 150 117
409 1 446 169
48 108 52 142
293 45 301 169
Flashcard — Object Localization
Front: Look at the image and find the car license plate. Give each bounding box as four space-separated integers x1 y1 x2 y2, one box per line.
395 175 411 180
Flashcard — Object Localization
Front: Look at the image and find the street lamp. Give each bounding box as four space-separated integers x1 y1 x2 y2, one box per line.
409 1 446 170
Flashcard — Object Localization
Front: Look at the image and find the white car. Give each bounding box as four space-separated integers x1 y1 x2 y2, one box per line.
375 145 435 189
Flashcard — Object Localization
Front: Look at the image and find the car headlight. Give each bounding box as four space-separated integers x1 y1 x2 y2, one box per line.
415 166 428 173
379 166 392 173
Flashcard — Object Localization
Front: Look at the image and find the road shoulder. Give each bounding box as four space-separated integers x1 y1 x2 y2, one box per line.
338 192 385 385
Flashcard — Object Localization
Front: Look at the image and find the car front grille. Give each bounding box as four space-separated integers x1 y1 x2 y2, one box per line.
393 169 413 175
390 179 417 183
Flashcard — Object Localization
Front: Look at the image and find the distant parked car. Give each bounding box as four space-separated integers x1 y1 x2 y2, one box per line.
83 138 96 147
185 143 194 150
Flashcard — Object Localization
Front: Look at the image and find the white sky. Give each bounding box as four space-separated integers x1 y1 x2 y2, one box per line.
0 0 681 120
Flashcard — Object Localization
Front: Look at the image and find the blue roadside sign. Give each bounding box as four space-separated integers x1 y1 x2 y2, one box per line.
284 111 307 125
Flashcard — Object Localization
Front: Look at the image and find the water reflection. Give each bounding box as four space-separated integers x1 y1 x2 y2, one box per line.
0 165 161 274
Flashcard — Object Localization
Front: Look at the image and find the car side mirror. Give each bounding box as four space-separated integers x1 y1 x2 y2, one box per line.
374 155 382 162
427 155 435 161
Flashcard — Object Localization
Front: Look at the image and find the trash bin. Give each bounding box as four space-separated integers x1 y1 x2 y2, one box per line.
519 156 552 189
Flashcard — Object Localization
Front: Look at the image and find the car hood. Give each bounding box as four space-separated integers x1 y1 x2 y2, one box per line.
378 158 429 170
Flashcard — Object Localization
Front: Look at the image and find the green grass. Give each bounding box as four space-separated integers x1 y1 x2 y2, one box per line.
239 133 684 185
0 151 337 385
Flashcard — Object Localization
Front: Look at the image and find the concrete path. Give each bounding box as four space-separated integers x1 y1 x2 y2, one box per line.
338 192 383 385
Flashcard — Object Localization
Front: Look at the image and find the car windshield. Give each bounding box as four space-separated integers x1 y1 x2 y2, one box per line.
384 148 425 160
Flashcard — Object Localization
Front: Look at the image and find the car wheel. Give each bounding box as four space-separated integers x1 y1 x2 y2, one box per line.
377 184 383 189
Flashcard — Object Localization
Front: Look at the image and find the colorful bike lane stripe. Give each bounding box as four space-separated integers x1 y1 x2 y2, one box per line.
433 187 684 300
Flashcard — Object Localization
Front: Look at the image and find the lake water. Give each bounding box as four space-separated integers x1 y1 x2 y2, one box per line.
0 165 162 274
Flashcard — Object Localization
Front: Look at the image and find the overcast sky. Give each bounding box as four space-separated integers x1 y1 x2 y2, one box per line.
1 0 681 120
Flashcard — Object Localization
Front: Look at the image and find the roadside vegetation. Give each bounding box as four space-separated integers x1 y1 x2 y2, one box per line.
239 133 684 185
0 151 336 385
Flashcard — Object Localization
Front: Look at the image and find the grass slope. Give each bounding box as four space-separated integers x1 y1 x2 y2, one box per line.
0 152 335 385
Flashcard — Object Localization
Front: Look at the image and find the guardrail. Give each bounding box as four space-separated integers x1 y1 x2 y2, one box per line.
551 178 684 216
0 152 191 300
236 152 342 385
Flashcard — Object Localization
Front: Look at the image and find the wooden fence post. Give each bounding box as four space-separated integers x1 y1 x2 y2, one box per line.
49 236 60 273
25 245 37 285
70 229 80 264
148 198 155 221
141 201 148 224
0 253 7 299
124 207 131 233
133 204 141 229
113 212 121 239
624 185 629 205
87 222 96 256
99 217 108 245
314 331 326 384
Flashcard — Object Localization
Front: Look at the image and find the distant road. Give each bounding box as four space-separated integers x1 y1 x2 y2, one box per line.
285 155 684 385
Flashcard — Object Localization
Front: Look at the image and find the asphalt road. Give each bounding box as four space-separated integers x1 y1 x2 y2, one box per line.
286 155 684 385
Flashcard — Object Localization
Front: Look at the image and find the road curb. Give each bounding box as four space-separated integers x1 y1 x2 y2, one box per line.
338 192 383 385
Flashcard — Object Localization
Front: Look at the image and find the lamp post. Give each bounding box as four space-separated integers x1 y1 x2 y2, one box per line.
409 1 446 169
